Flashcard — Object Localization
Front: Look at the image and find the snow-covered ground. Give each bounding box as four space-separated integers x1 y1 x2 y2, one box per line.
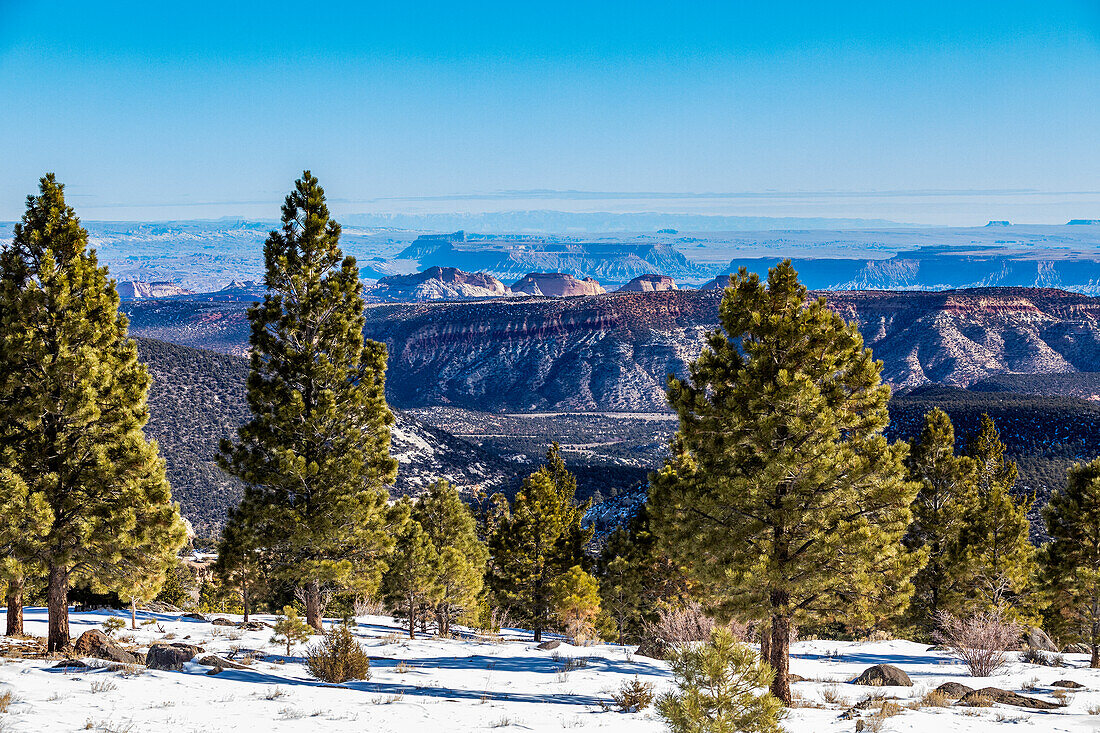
2 608 1100 731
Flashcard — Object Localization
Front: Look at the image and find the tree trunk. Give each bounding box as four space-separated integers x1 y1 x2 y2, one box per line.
47 563 70 652
5 577 24 637
304 580 323 631
760 623 772 666
408 598 416 640
1092 643 1099 669
131 598 138 630
768 603 792 705
242 583 250 623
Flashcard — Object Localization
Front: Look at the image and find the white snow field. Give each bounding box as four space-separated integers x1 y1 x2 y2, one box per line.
2 608 1100 731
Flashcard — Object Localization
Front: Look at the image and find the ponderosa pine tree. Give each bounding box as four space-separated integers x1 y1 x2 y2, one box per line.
219 171 399 630
382 509 441 639
213 505 267 622
0 175 187 650
412 480 488 636
488 447 592 641
648 261 920 704
1041 458 1100 666
948 414 1035 615
549 565 602 643
0 468 49 636
905 408 975 631
597 503 689 645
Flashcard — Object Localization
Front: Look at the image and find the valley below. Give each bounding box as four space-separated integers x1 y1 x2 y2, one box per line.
131 284 1100 541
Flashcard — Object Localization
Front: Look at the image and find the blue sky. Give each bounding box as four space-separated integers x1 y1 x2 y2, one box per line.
1 1 1097 224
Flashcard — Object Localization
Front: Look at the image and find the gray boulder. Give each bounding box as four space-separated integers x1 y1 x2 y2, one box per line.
853 664 912 687
195 654 250 671
1052 680 1085 689
1023 627 1058 653
71 629 142 666
146 642 204 671
957 687 1059 710
536 640 561 651
935 681 973 698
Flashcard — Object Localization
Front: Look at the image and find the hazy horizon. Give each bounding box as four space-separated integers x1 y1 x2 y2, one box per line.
2 1 1097 224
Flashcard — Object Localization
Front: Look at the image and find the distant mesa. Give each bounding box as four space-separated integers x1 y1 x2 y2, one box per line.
700 274 736 290
191 280 267 301
1068 219 1100 225
369 266 508 301
510 272 607 297
657 228 678 234
985 220 1011 227
617 274 678 292
116 281 193 300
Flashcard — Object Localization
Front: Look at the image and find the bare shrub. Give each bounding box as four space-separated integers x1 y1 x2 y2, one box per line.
934 610 1020 677
305 624 371 683
644 601 752 650
611 676 655 712
353 595 385 618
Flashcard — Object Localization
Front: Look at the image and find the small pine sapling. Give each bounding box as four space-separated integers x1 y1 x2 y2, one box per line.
271 606 313 656
657 627 783 733
101 617 125 637
612 675 655 712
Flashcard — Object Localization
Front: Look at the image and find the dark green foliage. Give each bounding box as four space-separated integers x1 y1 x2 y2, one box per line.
1040 458 1100 666
949 414 1035 616
889 386 1100 532
488 444 593 641
905 408 975 631
412 480 488 636
305 623 371 682
381 505 441 639
597 502 688 645
156 562 197 608
649 261 919 704
656 628 783 733
218 172 398 629
0 174 186 650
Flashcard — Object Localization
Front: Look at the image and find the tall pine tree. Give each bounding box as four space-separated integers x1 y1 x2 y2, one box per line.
219 171 398 630
382 505 440 639
0 174 186 650
648 261 919 704
411 480 488 636
948 414 1034 615
488 446 592 641
1041 458 1100 666
904 408 974 631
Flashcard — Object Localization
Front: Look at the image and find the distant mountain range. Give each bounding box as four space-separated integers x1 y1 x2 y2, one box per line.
124 287 1100 412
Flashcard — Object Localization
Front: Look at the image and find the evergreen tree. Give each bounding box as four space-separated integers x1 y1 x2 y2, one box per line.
656 627 783 733
0 175 186 650
648 261 919 704
905 408 975 631
597 503 689 645
271 605 313 656
949 414 1035 614
381 509 441 639
0 468 49 636
488 449 591 641
219 171 398 630
549 565 602 642
213 505 267 622
412 480 488 635
1040 458 1100 666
